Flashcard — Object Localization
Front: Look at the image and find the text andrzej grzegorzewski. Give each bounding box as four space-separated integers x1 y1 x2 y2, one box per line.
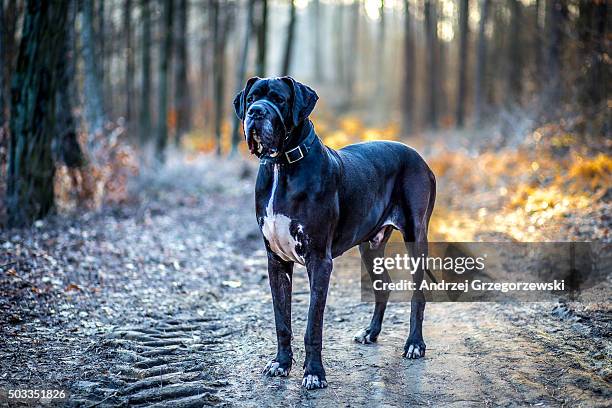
359 242 607 302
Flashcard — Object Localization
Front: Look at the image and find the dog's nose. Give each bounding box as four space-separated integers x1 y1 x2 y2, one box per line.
247 105 265 119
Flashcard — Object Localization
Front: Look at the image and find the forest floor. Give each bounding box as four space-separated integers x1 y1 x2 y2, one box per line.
1 148 610 407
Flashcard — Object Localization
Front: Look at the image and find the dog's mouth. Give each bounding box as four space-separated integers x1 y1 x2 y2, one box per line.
245 119 281 157
247 128 264 155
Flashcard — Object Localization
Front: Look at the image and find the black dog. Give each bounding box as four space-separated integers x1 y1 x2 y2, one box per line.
233 77 436 390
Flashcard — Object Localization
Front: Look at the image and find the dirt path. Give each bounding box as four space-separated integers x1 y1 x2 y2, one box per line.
1 158 609 407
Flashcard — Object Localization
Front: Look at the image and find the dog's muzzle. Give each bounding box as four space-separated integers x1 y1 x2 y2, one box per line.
247 100 288 137
245 100 289 157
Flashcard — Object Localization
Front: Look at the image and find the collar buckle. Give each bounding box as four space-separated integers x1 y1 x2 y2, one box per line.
285 146 304 163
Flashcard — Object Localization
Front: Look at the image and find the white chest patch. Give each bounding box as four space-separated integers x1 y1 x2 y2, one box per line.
261 165 305 265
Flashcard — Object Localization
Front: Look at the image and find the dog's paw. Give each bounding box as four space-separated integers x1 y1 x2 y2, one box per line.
262 360 290 377
302 362 327 390
302 374 327 390
403 338 426 359
353 327 378 344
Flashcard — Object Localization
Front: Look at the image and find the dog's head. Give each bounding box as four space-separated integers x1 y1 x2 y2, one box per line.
233 77 318 157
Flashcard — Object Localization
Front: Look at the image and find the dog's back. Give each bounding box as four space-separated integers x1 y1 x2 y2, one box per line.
327 140 435 256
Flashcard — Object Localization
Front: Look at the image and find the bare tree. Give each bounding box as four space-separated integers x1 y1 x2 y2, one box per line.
139 0 152 145
376 0 386 98
474 0 491 125
124 0 135 124
81 0 106 147
424 0 438 129
212 0 231 156
174 0 191 147
345 0 360 98
281 0 297 76
506 0 522 105
0 3 5 129
333 2 345 87
199 1 211 131
255 0 268 77
0 0 23 138
310 0 323 82
55 0 83 170
1 0 22 122
231 0 255 155
456 0 469 127
544 0 567 112
577 1 606 111
96 0 108 111
534 0 544 87
155 0 175 162
7 0 69 227
402 0 415 135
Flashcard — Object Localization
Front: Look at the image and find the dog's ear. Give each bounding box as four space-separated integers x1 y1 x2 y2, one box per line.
233 76 261 120
280 76 319 128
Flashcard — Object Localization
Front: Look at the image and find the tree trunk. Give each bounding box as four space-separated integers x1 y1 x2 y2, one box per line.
456 0 469 127
310 0 323 82
200 1 211 132
155 0 174 162
80 0 106 148
0 0 21 128
55 0 83 169
488 2 504 107
231 0 255 155
174 0 191 147
333 2 345 87
281 0 297 76
401 0 415 135
474 0 491 126
376 0 385 98
0 3 5 129
534 0 543 87
124 0 135 124
424 0 438 129
506 0 522 106
96 0 106 110
212 0 230 156
7 0 68 227
255 0 268 77
345 0 359 98
577 1 607 113
543 0 568 116
438 31 448 123
139 0 152 145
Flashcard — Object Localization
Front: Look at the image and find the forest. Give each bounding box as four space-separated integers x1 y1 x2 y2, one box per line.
0 0 610 406
0 0 608 227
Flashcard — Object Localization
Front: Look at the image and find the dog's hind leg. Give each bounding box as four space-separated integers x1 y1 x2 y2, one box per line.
402 237 428 359
402 168 436 359
262 252 294 377
354 239 392 344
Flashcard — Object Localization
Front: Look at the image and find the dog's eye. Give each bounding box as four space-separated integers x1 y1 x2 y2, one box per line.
274 96 285 104
246 96 254 103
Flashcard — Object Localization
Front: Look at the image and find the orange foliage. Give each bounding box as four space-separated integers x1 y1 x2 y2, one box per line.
54 123 139 212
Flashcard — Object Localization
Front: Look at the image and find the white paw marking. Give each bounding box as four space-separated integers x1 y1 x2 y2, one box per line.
263 360 289 377
353 328 374 344
261 164 306 265
404 344 424 359
302 374 327 390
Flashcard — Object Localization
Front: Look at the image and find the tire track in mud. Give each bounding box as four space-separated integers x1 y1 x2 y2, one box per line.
70 315 234 407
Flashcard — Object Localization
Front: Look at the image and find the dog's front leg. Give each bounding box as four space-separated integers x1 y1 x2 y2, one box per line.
302 255 332 390
262 253 293 377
